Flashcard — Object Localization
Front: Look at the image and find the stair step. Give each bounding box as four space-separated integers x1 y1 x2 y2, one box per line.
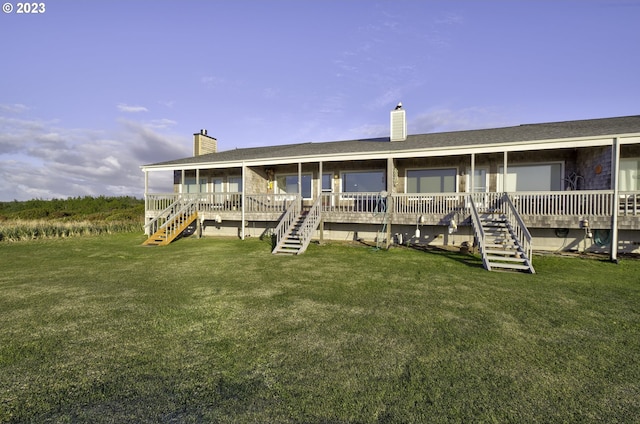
486 255 526 263
485 249 520 256
488 262 531 271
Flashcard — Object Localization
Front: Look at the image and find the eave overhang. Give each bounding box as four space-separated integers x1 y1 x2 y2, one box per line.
140 132 640 173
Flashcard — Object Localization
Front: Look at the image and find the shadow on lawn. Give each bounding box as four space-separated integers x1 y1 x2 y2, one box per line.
408 244 486 269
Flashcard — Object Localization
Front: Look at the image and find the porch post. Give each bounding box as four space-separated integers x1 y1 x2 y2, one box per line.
241 162 246 240
470 153 475 193
298 162 302 206
386 157 394 249
181 169 185 194
144 170 149 234
611 137 620 262
319 161 324 244
196 169 200 193
503 152 508 192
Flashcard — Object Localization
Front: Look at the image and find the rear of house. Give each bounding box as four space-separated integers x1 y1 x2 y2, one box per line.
141 108 640 271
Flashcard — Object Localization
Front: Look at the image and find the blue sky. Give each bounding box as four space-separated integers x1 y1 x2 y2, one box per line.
1 0 639 200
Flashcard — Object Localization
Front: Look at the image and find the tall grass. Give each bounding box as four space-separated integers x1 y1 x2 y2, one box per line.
0 219 141 242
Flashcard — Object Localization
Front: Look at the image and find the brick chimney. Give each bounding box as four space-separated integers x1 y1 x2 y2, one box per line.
390 102 407 142
193 129 217 156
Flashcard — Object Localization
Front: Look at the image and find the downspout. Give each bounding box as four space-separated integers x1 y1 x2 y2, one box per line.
241 162 246 240
611 137 620 262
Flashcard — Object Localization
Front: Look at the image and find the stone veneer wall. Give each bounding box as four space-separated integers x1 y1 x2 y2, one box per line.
576 146 612 190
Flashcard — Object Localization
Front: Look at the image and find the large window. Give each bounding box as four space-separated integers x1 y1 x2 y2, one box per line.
620 158 640 191
275 174 312 198
406 168 457 193
184 177 207 193
342 171 385 193
228 176 242 193
498 163 562 191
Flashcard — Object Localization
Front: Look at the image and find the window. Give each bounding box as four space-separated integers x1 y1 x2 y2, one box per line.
184 177 207 193
342 171 385 193
406 168 456 193
620 159 640 191
275 174 312 198
228 176 242 193
322 173 332 193
497 163 562 191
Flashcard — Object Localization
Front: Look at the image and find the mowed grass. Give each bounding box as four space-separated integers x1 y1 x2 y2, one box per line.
1 233 639 423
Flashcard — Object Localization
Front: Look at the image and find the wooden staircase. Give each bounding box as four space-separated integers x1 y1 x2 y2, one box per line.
143 200 198 246
272 211 308 255
272 195 322 255
469 193 535 273
479 212 532 272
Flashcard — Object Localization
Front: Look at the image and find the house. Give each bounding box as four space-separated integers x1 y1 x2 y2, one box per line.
140 107 640 273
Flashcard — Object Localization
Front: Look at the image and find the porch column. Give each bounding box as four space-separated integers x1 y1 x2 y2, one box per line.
319 161 324 244
196 169 200 193
298 162 302 206
385 157 394 249
144 170 149 210
503 152 508 192
241 162 246 240
181 169 185 194
470 153 475 193
611 137 620 262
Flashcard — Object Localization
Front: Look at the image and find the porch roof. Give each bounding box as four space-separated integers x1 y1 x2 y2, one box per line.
142 115 640 170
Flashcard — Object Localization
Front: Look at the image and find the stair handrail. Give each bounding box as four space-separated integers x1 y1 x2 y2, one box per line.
297 196 322 254
502 193 535 272
162 198 199 242
468 193 490 271
144 197 183 236
272 195 301 253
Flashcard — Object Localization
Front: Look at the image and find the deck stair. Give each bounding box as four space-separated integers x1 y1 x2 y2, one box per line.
479 212 531 272
143 199 198 246
272 211 308 255
469 194 535 273
272 196 322 255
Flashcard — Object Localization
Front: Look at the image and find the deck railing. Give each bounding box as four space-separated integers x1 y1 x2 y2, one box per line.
394 193 467 215
145 190 640 219
320 192 389 215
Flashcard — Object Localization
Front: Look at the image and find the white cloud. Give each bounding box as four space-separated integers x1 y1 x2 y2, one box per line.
0 103 30 113
117 103 149 113
0 114 190 201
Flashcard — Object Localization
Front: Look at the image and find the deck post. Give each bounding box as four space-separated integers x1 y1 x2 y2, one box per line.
385 157 394 249
611 137 620 262
319 161 324 244
241 162 246 240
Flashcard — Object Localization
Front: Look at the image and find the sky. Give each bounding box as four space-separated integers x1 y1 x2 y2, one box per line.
1 0 639 201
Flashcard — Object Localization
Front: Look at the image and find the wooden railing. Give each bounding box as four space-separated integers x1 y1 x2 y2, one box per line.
272 195 301 253
320 192 389 214
394 193 467 215
145 190 640 220
510 191 613 216
298 196 323 254
468 195 489 270
502 194 534 272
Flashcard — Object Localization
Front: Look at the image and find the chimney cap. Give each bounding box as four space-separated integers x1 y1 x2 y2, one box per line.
394 102 403 110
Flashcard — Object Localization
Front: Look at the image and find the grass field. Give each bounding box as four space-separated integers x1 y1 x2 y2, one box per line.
1 233 639 423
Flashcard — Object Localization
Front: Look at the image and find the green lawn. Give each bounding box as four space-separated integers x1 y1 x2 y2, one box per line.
1 233 639 423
